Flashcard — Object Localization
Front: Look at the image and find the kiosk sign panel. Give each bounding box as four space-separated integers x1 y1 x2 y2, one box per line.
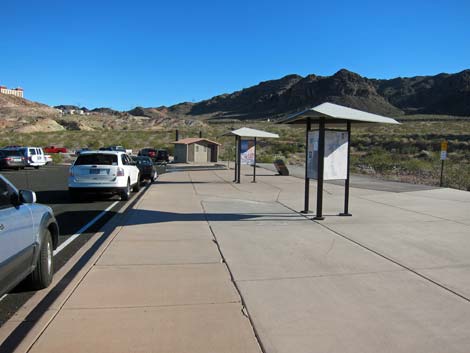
307 130 348 180
240 140 255 165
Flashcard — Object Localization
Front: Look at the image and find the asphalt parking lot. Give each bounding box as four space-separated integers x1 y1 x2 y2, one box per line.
0 164 141 325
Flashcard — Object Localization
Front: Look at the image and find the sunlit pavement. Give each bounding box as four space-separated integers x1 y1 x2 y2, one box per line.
2 165 470 353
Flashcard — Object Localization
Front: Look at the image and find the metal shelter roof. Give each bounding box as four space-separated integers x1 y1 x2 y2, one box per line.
223 127 279 138
173 137 221 145
278 102 400 125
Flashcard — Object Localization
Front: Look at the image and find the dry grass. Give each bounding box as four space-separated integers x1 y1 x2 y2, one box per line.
0 115 468 190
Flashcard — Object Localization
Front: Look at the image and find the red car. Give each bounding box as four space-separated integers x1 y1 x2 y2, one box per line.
44 146 67 153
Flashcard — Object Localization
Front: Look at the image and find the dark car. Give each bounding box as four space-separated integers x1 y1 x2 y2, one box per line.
131 156 158 182
99 146 126 152
75 147 90 156
138 148 169 163
0 149 26 170
155 149 169 163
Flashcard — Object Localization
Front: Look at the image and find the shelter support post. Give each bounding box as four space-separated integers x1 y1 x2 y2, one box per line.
301 118 311 213
237 137 242 183
314 118 325 220
252 137 257 183
340 121 352 216
233 136 238 182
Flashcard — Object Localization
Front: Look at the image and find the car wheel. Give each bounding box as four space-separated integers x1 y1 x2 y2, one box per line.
30 229 54 290
34 166 40 169
133 175 141 192
121 180 131 201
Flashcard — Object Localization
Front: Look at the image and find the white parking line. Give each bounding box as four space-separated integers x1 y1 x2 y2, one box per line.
0 201 120 304
53 200 119 255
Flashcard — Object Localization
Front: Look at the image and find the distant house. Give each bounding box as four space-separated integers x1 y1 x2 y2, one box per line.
173 138 220 163
0 85 24 98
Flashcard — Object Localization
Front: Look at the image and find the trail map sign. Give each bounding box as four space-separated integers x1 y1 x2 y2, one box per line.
240 140 255 165
307 130 348 180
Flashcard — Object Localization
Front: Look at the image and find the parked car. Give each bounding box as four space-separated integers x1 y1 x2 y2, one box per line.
75 147 90 156
138 148 169 163
131 156 158 182
99 146 126 152
0 150 26 170
155 149 169 163
68 151 140 201
44 146 67 154
45 154 53 165
138 148 157 159
4 147 47 169
0 174 59 297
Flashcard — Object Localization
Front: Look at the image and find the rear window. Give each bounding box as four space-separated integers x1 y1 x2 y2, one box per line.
133 157 152 165
75 154 118 166
29 148 37 155
0 150 23 157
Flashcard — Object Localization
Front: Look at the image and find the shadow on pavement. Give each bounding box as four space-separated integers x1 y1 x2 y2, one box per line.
122 209 305 225
35 190 121 204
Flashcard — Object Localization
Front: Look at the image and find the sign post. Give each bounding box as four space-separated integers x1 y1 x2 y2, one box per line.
252 137 257 183
314 119 326 220
302 118 312 213
339 121 352 216
440 140 447 187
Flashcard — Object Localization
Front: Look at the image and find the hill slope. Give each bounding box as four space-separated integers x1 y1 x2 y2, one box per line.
180 69 470 119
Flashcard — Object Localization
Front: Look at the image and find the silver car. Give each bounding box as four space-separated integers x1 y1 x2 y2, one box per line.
0 174 59 296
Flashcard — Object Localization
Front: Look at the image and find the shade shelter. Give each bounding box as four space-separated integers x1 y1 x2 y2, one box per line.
173 138 221 163
223 127 279 183
278 102 399 220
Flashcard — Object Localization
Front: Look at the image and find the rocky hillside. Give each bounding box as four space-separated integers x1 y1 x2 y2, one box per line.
183 69 470 119
0 94 204 133
2 68 469 131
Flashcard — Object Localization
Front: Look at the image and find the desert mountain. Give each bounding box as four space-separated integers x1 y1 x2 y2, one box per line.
2 69 469 132
180 69 470 119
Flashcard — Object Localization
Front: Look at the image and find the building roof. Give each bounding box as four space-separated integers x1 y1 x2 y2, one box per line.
223 127 279 138
278 102 400 125
173 137 221 145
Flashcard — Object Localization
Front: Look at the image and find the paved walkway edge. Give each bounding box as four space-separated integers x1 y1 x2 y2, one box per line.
0 186 149 353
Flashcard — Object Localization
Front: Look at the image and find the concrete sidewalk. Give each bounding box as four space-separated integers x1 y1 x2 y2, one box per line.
2 165 470 353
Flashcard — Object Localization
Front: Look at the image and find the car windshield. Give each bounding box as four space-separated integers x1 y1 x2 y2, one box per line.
75 154 118 165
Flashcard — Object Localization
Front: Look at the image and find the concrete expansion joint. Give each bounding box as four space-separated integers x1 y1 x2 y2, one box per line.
275 197 470 303
236 269 407 283
63 301 242 312
241 306 249 318
199 199 268 353
357 194 459 224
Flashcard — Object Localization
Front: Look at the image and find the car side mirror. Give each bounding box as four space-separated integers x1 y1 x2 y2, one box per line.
19 190 37 204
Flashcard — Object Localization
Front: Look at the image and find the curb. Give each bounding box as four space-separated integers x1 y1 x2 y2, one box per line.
0 183 151 352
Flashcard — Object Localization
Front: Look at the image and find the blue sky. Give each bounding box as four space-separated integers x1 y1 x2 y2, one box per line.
1 0 469 110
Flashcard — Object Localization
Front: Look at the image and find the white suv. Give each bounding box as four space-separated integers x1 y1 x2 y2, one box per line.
68 151 140 200
5 147 47 169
